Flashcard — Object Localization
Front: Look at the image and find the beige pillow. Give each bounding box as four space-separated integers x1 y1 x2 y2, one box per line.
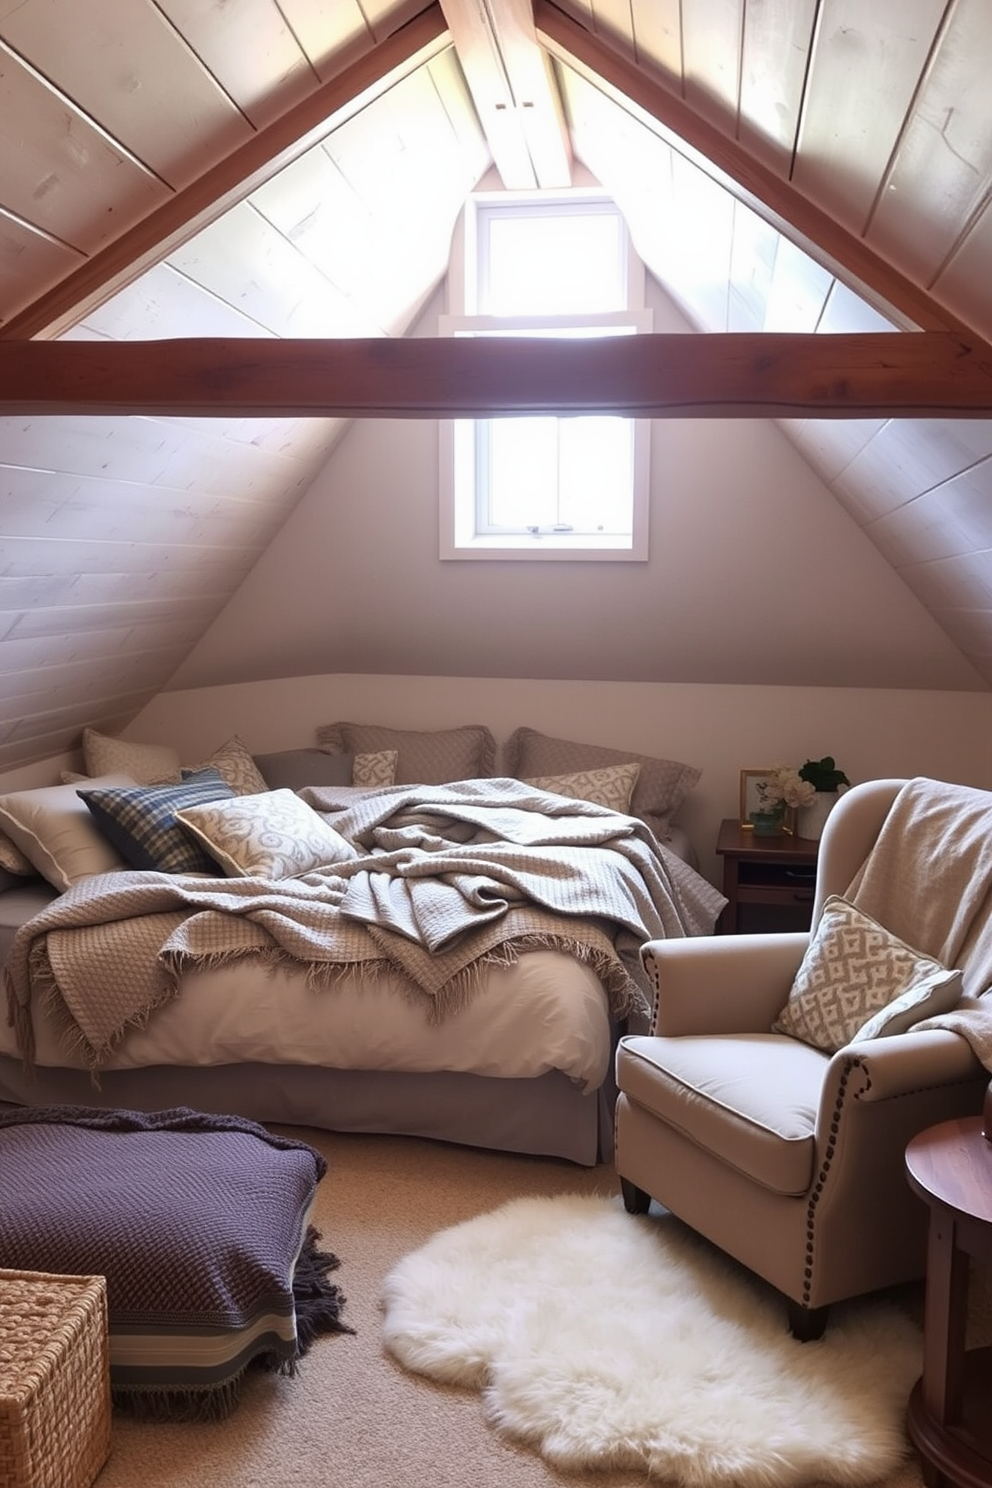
82 728 181 785
525 762 641 813
316 722 496 785
0 831 36 876
188 735 269 797
773 895 963 1053
0 775 136 890
352 751 398 788
175 790 357 880
506 728 700 837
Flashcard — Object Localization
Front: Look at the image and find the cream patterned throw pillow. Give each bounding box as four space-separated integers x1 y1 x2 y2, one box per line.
188 735 270 797
175 790 357 879
525 762 641 814
82 728 182 785
352 751 398 788
773 895 962 1053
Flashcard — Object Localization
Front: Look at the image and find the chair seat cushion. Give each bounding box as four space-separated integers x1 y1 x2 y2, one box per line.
617 1033 830 1195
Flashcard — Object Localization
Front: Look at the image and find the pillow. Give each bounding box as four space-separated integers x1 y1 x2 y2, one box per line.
175 790 357 880
525 762 641 813
0 829 36 876
0 775 136 890
82 727 181 785
79 769 235 875
772 895 963 1053
186 735 269 797
316 722 496 785
352 750 398 788
505 728 700 837
253 749 354 791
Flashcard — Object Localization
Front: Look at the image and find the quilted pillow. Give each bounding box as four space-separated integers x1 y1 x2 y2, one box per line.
176 790 357 879
79 769 235 875
525 762 641 813
82 728 182 785
505 728 700 837
316 722 496 785
772 895 963 1053
187 735 269 797
253 749 354 791
0 775 137 890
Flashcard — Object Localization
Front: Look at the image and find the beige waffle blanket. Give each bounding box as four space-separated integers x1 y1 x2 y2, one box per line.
5 777 725 1071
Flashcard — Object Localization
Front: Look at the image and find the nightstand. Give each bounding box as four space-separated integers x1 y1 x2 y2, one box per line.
715 818 819 934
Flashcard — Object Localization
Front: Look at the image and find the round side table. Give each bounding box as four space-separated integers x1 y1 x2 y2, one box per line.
904 1115 992 1488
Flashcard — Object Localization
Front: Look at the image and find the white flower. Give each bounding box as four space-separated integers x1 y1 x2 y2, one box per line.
757 766 818 812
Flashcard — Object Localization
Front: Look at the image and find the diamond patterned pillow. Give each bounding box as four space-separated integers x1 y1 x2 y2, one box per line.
773 895 963 1053
186 735 269 797
175 790 356 879
525 762 641 813
82 728 182 785
316 722 496 784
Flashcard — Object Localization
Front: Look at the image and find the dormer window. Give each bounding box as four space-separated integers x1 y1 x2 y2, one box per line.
440 190 651 560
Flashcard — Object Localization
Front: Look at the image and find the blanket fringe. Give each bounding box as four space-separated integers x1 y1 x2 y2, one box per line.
112 1225 354 1423
431 934 645 1025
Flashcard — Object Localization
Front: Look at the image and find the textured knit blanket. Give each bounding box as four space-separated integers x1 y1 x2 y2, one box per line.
5 777 725 1070
847 775 992 1071
0 1104 350 1420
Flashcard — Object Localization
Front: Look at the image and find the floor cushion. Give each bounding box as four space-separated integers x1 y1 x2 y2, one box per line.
0 1104 353 1419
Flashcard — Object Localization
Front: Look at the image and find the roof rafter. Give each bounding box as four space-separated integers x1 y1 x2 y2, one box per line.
2 333 990 418
534 0 974 341
0 5 451 343
440 0 571 188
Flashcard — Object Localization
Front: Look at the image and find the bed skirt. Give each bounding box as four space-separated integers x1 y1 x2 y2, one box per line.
0 1057 618 1167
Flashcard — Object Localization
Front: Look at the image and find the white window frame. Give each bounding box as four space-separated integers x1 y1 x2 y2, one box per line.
440 190 652 562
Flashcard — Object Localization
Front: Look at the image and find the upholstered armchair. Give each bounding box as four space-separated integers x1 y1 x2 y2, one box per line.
615 778 990 1340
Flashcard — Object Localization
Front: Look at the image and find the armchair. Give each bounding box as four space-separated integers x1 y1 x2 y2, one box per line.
615 778 990 1339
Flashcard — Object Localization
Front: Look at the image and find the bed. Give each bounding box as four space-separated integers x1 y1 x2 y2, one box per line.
0 725 725 1165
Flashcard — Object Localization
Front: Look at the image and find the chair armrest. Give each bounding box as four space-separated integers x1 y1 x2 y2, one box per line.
818 1027 985 1115
641 933 809 1036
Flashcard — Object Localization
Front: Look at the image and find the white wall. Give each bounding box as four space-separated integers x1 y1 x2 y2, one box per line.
129 673 992 886
163 277 985 696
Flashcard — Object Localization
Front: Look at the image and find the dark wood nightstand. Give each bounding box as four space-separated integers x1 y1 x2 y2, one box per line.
715 818 819 934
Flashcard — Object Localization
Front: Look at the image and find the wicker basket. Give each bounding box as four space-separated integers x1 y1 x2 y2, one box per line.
0 1269 111 1488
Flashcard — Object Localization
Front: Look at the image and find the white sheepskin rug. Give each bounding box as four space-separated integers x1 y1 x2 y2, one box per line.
380 1194 923 1486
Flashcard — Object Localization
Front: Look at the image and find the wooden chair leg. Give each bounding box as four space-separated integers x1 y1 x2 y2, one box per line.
620 1177 651 1214
787 1299 829 1341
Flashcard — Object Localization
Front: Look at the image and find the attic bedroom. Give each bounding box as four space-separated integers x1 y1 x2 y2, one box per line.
4 6 992 1486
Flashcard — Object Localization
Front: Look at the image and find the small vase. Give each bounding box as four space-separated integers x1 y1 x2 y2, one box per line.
750 808 785 837
796 790 840 842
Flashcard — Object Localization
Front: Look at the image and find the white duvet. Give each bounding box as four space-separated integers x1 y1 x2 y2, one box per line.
0 948 614 1091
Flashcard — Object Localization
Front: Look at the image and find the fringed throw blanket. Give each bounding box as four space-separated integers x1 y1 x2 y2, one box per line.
0 1104 353 1421
5 777 726 1071
847 776 992 1070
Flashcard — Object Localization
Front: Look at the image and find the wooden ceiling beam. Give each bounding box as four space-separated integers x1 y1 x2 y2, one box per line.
2 333 991 418
534 0 973 339
0 5 451 343
440 0 571 188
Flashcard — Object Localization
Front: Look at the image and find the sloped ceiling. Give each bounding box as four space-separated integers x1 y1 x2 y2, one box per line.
2 0 992 774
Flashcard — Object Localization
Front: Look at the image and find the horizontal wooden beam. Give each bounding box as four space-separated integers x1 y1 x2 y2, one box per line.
2 333 991 418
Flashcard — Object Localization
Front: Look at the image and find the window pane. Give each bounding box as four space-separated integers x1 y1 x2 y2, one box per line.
482 209 625 316
558 419 633 534
484 419 558 528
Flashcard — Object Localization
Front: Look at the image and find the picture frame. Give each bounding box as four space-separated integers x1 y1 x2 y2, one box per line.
739 769 772 828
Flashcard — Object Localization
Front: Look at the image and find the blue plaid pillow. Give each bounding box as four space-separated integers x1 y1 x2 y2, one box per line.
79 768 235 874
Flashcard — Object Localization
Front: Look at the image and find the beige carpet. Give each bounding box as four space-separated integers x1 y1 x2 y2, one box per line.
91 1127 959 1488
